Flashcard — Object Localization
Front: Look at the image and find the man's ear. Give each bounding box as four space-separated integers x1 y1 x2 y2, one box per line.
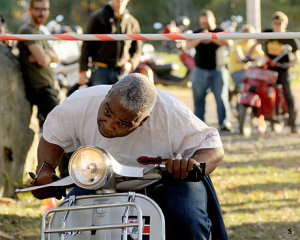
139 116 149 127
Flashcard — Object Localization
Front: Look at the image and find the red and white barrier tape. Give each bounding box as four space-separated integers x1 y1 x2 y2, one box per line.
1 32 300 41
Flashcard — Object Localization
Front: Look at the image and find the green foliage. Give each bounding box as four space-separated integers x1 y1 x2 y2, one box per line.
0 0 24 32
1 0 300 33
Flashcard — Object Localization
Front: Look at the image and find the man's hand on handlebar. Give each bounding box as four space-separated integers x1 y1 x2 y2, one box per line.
165 158 196 180
29 162 66 200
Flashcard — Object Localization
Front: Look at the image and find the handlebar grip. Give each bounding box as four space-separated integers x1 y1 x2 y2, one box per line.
185 163 206 182
160 162 206 182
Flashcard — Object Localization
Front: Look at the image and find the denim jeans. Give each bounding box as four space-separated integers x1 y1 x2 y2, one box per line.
191 66 231 126
89 66 122 86
67 180 212 240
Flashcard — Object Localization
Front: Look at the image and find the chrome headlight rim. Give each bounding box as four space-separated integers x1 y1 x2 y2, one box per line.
68 146 112 190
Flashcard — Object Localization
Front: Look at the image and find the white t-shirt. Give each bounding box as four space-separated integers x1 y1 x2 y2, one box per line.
43 85 222 172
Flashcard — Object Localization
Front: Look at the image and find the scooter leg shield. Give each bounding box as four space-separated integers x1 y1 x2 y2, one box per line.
240 93 261 108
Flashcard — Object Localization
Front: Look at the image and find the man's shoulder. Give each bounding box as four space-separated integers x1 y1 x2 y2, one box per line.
125 13 139 24
92 4 113 17
157 89 180 103
156 90 193 116
18 22 37 34
67 85 111 101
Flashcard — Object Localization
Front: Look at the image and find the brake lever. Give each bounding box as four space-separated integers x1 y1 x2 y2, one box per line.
15 176 74 193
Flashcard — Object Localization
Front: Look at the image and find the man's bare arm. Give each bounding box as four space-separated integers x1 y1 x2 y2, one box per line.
45 46 60 63
30 137 65 199
166 146 224 179
28 44 59 66
186 39 202 50
37 137 64 173
193 146 224 175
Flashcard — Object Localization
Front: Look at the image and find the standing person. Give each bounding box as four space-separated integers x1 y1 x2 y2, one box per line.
261 11 299 133
186 10 232 131
0 14 7 38
78 0 142 86
29 73 228 240
18 0 59 129
228 24 264 92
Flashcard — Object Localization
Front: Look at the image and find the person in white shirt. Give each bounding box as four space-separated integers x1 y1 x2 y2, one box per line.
31 73 225 240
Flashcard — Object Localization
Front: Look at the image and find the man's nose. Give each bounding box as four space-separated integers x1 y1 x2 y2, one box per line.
105 119 115 131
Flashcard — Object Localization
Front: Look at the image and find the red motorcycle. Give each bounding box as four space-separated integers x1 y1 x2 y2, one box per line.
239 66 288 136
238 45 294 137
137 44 195 87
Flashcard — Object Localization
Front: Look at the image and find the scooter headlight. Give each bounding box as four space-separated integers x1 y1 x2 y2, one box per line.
68 147 112 190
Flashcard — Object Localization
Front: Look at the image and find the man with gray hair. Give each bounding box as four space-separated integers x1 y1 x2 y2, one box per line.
31 73 227 239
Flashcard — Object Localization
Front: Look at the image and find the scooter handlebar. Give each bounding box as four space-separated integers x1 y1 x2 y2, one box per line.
159 162 206 182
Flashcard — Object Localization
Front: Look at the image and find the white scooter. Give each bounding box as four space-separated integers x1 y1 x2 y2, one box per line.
16 146 204 240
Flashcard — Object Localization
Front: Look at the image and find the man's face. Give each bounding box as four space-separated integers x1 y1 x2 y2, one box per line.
29 0 50 26
97 91 147 138
199 15 215 31
272 19 287 32
111 0 130 16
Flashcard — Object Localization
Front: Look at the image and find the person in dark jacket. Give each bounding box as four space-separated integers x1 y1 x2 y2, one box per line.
78 0 142 86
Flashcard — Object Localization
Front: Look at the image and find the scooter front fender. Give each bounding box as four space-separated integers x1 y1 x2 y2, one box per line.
240 92 261 108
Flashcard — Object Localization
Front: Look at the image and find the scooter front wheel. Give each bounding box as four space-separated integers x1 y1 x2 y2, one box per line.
239 105 253 137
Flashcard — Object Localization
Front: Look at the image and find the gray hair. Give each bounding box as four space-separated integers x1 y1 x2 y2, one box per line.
111 73 157 116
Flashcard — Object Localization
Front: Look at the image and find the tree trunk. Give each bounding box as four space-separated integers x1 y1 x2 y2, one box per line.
0 43 38 197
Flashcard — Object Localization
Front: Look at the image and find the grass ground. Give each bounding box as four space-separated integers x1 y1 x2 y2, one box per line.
212 133 300 240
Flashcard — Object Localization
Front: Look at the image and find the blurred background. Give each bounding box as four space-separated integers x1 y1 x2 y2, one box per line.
1 0 300 34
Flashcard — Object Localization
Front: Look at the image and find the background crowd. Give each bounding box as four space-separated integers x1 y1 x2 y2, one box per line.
1 0 299 134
